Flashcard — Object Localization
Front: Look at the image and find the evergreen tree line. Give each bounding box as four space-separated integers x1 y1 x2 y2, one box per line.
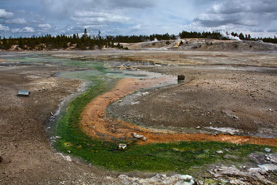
262 37 277 44
178 31 225 40
107 33 176 43
230 32 277 43
0 30 128 50
0 30 276 50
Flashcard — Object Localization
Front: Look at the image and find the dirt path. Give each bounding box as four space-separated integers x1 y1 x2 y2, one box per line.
80 77 277 147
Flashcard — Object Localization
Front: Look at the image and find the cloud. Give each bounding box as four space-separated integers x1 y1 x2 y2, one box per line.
72 11 130 24
5 18 27 24
1 0 276 37
195 0 277 29
109 0 155 9
0 24 10 31
12 26 35 33
0 9 14 19
38 24 51 29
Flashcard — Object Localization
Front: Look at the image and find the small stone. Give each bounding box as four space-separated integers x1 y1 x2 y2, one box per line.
268 108 272 112
142 92 149 96
132 133 146 141
177 75 185 81
196 126 201 129
0 156 3 163
264 148 271 153
118 143 127 150
198 180 204 185
216 150 224 154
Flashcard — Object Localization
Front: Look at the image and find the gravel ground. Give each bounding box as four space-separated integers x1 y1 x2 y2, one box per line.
0 61 121 184
0 49 277 184
108 65 277 138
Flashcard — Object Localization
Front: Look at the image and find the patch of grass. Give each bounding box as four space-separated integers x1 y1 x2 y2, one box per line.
53 74 277 174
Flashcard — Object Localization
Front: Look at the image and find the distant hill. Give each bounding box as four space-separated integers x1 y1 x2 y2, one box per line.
122 38 277 52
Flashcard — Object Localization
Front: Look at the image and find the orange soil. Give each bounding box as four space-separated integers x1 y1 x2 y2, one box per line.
0 59 5 62
80 77 277 147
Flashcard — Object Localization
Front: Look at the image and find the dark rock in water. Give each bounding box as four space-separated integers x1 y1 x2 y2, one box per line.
178 75 185 81
0 156 3 163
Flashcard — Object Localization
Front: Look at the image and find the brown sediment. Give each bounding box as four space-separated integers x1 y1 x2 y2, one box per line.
80 77 277 147
0 59 5 62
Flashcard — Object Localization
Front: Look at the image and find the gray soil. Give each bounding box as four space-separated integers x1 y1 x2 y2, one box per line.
108 66 277 138
0 56 121 184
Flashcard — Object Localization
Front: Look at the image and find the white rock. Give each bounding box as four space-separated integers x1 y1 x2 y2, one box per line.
264 148 271 153
118 143 127 150
142 92 149 96
131 101 140 105
258 164 277 171
58 153 72 162
132 133 147 141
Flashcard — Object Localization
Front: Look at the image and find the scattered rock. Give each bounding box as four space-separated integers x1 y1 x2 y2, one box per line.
118 143 127 150
267 153 277 163
216 150 224 154
210 165 274 184
258 164 277 171
119 174 194 185
229 179 251 185
264 148 271 153
196 126 201 129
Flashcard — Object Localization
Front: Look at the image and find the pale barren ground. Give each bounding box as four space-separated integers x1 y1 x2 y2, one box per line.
0 48 277 184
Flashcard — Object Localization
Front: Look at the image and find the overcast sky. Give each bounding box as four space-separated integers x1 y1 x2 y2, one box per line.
0 0 277 38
